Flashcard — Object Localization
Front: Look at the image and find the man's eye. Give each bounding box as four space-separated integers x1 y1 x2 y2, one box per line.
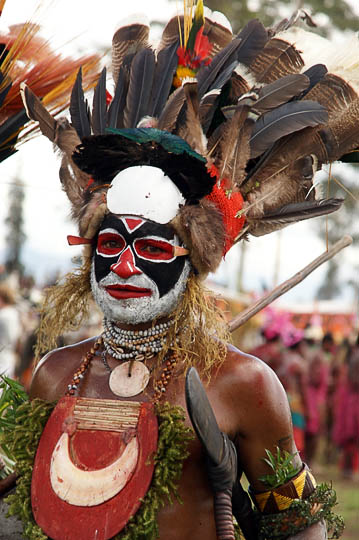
97 232 125 254
141 244 165 254
103 240 122 249
134 238 174 260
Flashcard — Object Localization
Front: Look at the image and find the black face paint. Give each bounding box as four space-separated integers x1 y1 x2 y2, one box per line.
94 214 186 298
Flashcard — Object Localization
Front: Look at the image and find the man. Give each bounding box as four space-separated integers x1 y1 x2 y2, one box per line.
8 2 357 538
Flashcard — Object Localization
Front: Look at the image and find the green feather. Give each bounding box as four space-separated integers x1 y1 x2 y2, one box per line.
106 127 206 162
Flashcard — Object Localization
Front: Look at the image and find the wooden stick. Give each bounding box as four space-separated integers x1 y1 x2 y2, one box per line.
228 235 353 333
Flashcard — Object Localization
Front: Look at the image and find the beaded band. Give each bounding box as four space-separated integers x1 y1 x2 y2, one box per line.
102 317 174 360
252 464 317 514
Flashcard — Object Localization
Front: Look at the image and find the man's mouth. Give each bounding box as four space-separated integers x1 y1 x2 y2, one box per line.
105 284 152 299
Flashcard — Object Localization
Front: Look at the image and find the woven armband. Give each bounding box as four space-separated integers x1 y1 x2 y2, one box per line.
251 464 316 514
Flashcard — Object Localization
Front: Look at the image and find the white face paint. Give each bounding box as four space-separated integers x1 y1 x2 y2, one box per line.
91 258 191 325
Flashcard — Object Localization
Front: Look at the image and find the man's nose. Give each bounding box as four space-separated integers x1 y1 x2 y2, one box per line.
110 247 142 278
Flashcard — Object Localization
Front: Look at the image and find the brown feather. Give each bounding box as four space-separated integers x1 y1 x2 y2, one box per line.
203 14 232 58
20 83 56 140
250 38 304 83
54 118 90 190
157 86 186 132
178 80 206 155
304 73 358 119
171 201 225 275
216 105 250 183
157 15 183 52
112 21 149 86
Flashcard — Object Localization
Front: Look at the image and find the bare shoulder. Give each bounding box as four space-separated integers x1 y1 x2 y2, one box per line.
217 343 286 398
30 336 99 402
209 343 290 433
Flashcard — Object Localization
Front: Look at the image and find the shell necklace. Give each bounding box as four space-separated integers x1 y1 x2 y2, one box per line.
101 318 174 397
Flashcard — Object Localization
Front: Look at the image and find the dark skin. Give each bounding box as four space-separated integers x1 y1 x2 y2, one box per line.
29 214 324 539
30 334 302 539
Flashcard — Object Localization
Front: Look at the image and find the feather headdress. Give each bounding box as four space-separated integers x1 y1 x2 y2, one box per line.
0 1 100 163
21 1 359 276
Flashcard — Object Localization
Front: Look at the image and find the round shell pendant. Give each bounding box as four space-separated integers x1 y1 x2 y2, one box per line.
109 361 150 397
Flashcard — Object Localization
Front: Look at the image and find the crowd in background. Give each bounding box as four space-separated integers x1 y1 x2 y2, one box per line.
249 329 359 480
1 270 359 480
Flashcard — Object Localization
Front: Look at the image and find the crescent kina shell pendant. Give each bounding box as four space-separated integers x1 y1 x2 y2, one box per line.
31 396 158 540
109 360 150 397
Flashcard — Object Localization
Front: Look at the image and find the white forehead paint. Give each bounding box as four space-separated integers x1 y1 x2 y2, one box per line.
106 166 185 224
91 259 191 325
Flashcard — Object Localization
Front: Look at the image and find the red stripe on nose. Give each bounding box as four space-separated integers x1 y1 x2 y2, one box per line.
110 247 142 278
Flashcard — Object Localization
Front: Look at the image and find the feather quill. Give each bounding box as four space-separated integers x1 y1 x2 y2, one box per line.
92 67 107 135
123 47 155 128
70 68 91 139
250 100 328 158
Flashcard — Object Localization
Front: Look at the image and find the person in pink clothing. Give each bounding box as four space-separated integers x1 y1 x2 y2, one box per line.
332 341 359 478
305 350 330 466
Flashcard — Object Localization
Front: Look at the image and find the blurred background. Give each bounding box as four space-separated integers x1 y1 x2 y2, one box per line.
0 0 358 536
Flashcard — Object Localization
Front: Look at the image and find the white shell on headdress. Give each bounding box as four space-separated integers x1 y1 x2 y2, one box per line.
106 165 185 223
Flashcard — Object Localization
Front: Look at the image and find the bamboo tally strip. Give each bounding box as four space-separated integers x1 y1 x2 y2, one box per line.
73 398 141 432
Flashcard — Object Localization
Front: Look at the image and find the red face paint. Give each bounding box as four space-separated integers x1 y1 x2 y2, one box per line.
134 238 175 261
97 232 126 257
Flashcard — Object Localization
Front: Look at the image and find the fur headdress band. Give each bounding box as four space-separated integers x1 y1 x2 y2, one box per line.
21 1 359 276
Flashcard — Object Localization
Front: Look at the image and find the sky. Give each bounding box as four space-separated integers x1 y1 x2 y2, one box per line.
0 0 358 311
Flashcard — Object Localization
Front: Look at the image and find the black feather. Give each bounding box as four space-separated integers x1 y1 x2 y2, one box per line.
107 66 128 129
235 19 268 66
208 60 238 93
0 72 11 108
157 87 185 132
298 64 328 99
0 108 29 162
70 68 91 139
248 198 343 236
72 133 215 202
149 41 179 117
92 67 107 135
123 47 155 128
250 100 328 158
253 74 310 114
199 89 220 133
197 39 242 98
262 198 343 222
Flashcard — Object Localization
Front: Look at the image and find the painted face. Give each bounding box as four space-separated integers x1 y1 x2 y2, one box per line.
91 214 191 324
